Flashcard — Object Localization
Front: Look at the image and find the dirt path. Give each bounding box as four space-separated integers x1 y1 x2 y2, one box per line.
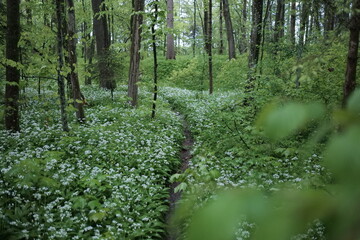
164 115 194 240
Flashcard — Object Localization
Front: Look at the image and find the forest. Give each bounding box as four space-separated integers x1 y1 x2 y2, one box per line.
0 0 359 239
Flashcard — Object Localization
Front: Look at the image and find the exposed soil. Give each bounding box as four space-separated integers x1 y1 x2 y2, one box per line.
164 115 194 240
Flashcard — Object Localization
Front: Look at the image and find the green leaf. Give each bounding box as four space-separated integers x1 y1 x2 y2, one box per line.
258 102 324 140
72 197 87 209
347 88 360 114
88 200 101 210
89 211 106 222
174 182 187 193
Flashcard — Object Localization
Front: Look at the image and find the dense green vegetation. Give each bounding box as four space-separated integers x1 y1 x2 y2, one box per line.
1 0 359 239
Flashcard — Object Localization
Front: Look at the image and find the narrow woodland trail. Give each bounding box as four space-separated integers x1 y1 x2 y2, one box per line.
164 114 194 240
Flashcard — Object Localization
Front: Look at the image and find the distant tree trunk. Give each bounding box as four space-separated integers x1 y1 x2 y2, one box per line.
248 0 263 69
209 0 213 94
166 0 175 59
290 0 296 44
4 0 21 132
299 1 309 48
91 0 115 90
128 0 144 107
55 0 69 132
193 0 197 56
204 0 213 94
204 0 209 53
67 0 85 122
342 0 360 107
274 0 285 42
219 0 224 55
240 0 248 54
222 0 236 59
259 0 272 75
151 1 158 119
324 0 335 38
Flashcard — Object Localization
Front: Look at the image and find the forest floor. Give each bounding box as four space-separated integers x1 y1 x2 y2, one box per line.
165 114 194 240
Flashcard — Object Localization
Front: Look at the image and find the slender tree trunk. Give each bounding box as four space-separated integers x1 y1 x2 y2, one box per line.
166 0 176 59
55 0 69 132
248 0 263 69
299 1 309 48
343 0 360 107
222 0 236 59
240 0 248 54
219 0 224 54
128 0 145 107
324 0 335 38
259 0 272 75
274 0 285 42
151 1 158 119
290 0 296 44
204 0 209 53
193 0 197 56
208 0 213 94
4 0 21 132
67 0 85 122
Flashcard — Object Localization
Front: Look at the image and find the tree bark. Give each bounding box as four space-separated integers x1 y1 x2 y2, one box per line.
290 0 296 44
91 0 115 90
208 0 213 94
151 1 158 119
274 0 285 42
248 0 263 69
222 0 236 59
67 0 85 123
4 0 21 132
343 0 360 107
240 0 248 54
193 0 197 56
55 0 69 132
219 0 224 54
166 0 176 59
128 0 144 107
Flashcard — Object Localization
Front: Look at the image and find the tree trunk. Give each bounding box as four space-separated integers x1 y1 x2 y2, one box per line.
4 0 21 132
151 1 158 119
274 0 285 42
193 0 197 56
166 0 175 59
299 1 309 48
219 0 224 55
91 0 115 90
248 0 263 69
342 0 360 107
240 0 248 54
290 0 296 44
208 0 213 94
128 0 144 107
222 0 236 59
324 0 335 38
67 0 85 123
55 0 69 132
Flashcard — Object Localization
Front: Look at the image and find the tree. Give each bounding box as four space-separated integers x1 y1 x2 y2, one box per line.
219 0 224 55
4 0 21 132
151 0 159 119
67 0 85 122
128 0 145 107
222 0 236 59
248 0 263 69
55 0 69 132
205 0 213 94
91 0 115 90
166 0 176 59
343 0 360 107
240 0 248 54
290 0 296 44
274 0 285 43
